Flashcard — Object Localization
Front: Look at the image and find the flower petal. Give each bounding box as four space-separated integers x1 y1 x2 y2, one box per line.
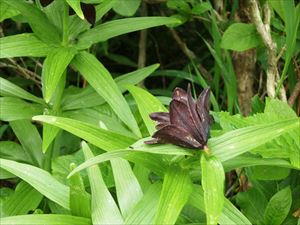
186 85 206 142
149 112 170 123
151 124 203 148
196 88 211 142
172 87 188 104
169 99 203 142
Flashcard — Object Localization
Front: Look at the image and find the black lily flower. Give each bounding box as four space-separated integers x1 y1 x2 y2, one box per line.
145 85 212 149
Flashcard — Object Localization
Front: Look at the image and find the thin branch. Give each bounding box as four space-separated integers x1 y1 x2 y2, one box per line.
288 59 300 106
138 2 148 69
249 0 287 101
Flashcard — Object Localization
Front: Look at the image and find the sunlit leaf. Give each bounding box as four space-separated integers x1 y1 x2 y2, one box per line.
0 159 69 209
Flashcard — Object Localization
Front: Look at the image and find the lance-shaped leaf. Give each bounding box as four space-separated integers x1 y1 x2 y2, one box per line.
71 51 141 137
201 154 225 225
4 0 61 44
42 47 76 103
0 33 52 58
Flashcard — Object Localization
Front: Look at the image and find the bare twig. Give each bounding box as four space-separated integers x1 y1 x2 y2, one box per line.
249 0 287 101
288 59 300 106
1 59 41 87
138 2 148 69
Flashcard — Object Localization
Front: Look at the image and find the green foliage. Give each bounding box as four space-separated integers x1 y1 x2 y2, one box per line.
0 0 299 224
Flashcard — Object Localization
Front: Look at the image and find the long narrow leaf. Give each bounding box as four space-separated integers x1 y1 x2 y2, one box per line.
72 51 141 137
154 166 193 225
42 47 76 102
0 33 52 58
125 182 162 224
201 154 225 225
3 181 43 217
76 17 180 49
81 142 124 224
10 120 43 167
0 215 91 225
3 0 61 44
188 185 251 225
209 118 299 161
62 64 159 110
111 159 143 218
0 97 43 121
127 85 167 135
0 159 70 209
33 115 135 150
0 77 44 104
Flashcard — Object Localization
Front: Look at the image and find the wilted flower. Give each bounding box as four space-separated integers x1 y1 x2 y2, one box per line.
145 85 212 149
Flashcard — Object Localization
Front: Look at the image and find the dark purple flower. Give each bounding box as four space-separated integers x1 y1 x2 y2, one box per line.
145 85 212 149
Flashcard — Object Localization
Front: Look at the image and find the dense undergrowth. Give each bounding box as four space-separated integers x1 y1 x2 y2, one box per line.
0 0 299 225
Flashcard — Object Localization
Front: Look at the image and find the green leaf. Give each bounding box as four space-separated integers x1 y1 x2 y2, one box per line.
127 85 167 135
69 163 91 218
33 115 135 151
154 166 193 225
209 118 299 161
0 141 29 163
188 185 251 225
66 0 84 19
125 182 162 224
0 33 52 58
0 215 91 225
42 47 76 102
10 120 43 167
263 186 292 225
201 154 225 225
113 0 141 16
68 143 190 178
111 159 143 218
81 142 124 224
236 187 268 224
0 1 19 22
0 158 70 210
62 64 159 110
249 166 290 180
2 181 43 217
222 155 293 172
95 0 115 21
221 23 262 51
0 97 43 121
0 77 44 104
71 51 141 137
76 17 180 49
3 0 61 44
192 2 212 15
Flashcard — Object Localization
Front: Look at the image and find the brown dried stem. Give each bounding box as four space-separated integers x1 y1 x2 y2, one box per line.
249 0 287 101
